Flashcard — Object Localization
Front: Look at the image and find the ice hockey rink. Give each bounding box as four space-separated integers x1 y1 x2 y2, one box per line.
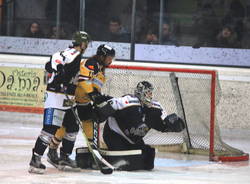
0 111 249 184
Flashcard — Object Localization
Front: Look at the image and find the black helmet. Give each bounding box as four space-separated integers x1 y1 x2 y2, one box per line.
72 31 91 46
96 44 115 57
134 81 154 107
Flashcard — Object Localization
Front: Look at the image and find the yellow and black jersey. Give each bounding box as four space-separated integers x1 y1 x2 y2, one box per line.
75 57 106 103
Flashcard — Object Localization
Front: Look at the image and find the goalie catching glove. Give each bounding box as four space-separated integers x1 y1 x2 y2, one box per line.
163 113 185 132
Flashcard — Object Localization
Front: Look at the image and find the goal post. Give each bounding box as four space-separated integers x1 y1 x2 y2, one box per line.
99 64 249 162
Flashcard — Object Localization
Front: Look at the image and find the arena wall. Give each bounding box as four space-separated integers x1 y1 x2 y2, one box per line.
0 54 249 139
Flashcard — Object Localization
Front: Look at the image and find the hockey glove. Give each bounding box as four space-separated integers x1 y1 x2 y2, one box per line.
163 113 185 132
45 60 54 73
92 101 116 123
63 83 77 95
88 90 113 105
48 64 66 86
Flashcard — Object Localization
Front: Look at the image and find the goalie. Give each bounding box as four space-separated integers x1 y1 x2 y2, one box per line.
76 81 185 171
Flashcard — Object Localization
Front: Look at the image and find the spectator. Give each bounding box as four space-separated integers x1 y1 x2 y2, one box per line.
161 22 179 46
46 0 80 37
222 0 245 41
47 25 68 39
23 22 45 38
84 0 111 40
215 25 241 48
192 3 219 48
140 28 158 44
102 17 130 43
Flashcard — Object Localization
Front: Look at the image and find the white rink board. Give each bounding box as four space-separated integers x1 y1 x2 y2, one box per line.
1 53 250 130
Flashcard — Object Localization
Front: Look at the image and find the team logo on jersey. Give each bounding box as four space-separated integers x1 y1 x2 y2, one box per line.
55 59 62 64
124 123 149 137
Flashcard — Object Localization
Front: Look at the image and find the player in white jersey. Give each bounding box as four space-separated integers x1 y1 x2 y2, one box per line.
76 81 185 170
28 31 90 174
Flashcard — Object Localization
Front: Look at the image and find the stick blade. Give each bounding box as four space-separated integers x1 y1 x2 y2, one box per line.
101 167 113 174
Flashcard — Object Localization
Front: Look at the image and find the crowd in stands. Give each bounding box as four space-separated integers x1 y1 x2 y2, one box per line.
19 0 250 49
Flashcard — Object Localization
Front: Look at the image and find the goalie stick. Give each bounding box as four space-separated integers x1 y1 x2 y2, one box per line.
169 72 192 151
64 92 115 174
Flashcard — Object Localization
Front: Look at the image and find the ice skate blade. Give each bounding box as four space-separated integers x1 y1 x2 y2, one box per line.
58 165 81 172
47 158 59 169
28 166 45 174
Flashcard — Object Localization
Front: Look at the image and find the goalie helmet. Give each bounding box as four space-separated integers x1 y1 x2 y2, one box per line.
96 44 115 57
72 31 91 46
134 81 154 107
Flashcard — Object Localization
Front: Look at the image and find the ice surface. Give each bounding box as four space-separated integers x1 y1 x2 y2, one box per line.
0 112 249 184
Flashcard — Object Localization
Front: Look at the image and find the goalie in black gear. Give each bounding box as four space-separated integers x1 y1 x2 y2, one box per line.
76 81 185 171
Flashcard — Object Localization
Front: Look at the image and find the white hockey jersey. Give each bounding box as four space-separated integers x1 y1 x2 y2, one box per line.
45 47 81 110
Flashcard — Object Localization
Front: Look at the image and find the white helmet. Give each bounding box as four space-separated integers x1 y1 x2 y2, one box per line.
134 81 154 107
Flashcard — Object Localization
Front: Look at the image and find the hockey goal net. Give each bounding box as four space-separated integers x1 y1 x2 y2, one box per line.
99 64 249 162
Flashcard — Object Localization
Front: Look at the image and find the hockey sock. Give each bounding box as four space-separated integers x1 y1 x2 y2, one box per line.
33 137 49 156
61 131 78 154
49 136 62 149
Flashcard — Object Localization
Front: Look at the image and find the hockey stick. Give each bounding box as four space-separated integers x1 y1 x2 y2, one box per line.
64 93 115 174
169 72 192 151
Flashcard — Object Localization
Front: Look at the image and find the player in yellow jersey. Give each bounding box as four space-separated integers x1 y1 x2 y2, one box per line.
75 44 115 143
47 44 115 169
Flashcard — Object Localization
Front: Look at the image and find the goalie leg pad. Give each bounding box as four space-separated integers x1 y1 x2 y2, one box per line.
75 147 93 169
102 124 155 171
76 148 145 171
141 145 155 170
101 149 144 171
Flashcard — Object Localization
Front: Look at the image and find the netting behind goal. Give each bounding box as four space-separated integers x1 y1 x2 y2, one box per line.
100 65 248 162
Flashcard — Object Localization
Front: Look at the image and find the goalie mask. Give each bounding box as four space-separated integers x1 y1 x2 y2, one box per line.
134 81 154 107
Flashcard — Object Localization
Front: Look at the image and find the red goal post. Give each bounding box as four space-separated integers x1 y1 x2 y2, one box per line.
99 64 249 162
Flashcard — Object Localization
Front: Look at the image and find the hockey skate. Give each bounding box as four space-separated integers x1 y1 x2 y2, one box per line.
28 150 46 174
58 148 80 171
47 148 63 169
